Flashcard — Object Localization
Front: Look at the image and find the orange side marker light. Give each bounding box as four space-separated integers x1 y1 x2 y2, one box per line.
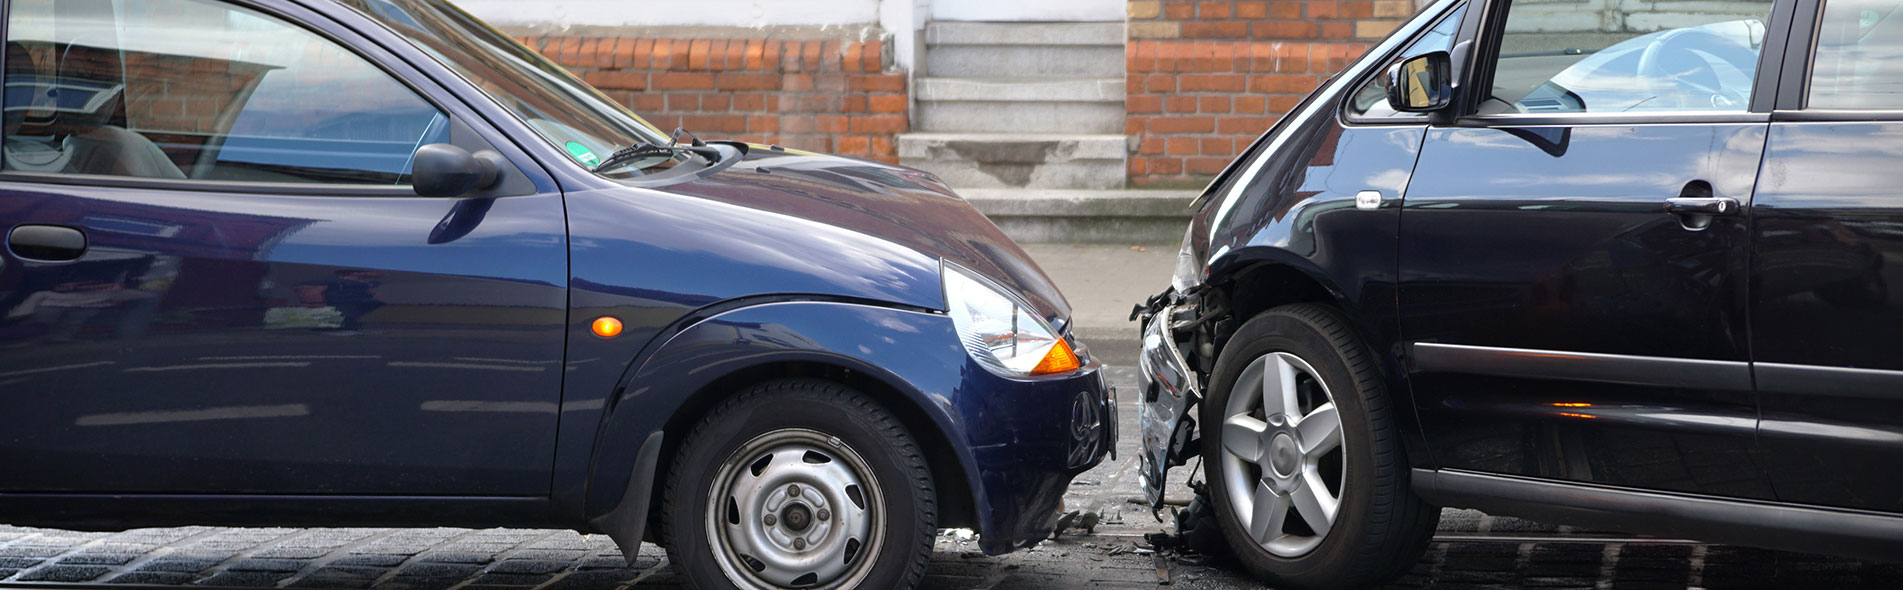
592 316 624 338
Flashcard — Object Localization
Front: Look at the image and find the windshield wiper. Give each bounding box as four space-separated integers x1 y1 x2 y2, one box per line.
593 128 722 173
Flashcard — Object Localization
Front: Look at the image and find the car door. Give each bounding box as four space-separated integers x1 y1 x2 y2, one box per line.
1397 0 1793 498
0 0 568 495
1749 0 1903 513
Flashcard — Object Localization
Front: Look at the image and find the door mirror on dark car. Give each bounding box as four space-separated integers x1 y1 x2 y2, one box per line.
1386 51 1453 112
412 143 504 197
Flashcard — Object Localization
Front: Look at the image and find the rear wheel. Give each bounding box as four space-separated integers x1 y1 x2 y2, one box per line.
662 379 936 590
1199 304 1437 589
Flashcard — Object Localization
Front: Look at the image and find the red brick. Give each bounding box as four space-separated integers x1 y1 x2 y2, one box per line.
843 43 865 73
816 115 850 134
744 39 765 70
1218 116 1276 134
842 95 868 113
1150 157 1184 175
1322 22 1353 39
869 94 907 113
848 115 907 134
629 94 665 112
1308 1 1338 18
850 74 905 92
666 93 700 110
1237 1 1269 18
868 135 896 158
862 40 884 72
1251 74 1317 94
1200 96 1232 113
1166 95 1199 113
717 72 781 91
634 39 656 68
733 93 766 111
1127 117 1147 135
582 70 646 90
1129 95 1164 114
1200 137 1232 155
1198 2 1231 18
836 136 871 156
1165 2 1195 19
1146 73 1177 92
1166 137 1198 155
814 74 849 93
1129 41 1156 73
688 39 712 70
784 74 815 92
653 72 716 90
1180 73 1247 92
1149 116 1215 134
1252 21 1319 39
1270 2 1302 19
1139 137 1166 155
611 38 636 69
1341 1 1373 18
748 116 779 133
702 93 732 111
1235 95 1268 113
1188 157 1230 175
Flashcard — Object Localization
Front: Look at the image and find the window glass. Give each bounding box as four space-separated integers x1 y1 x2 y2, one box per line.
340 0 681 177
3 0 445 184
1810 0 1903 108
1350 5 1466 119
1479 0 1771 115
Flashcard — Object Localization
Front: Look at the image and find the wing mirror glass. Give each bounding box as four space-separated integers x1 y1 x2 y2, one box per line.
412 143 504 197
1386 51 1453 113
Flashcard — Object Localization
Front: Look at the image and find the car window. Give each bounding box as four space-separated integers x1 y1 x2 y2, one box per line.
3 0 445 184
1478 0 1772 115
1810 0 1903 108
1349 5 1466 119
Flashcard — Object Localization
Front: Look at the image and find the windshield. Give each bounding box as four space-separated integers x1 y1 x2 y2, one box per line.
339 0 679 176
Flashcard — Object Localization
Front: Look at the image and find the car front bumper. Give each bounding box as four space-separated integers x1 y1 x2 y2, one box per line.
1137 304 1200 509
964 347 1115 554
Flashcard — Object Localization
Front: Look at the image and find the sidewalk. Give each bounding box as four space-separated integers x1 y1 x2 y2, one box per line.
1021 243 1177 367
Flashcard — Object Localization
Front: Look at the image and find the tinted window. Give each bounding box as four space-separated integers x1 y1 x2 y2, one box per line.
1479 0 1771 114
1349 5 1466 119
1810 0 1903 108
3 0 445 184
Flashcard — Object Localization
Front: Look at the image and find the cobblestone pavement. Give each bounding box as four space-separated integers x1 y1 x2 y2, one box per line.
2 367 1898 589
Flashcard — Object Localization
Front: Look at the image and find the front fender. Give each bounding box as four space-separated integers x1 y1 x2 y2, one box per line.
580 301 984 558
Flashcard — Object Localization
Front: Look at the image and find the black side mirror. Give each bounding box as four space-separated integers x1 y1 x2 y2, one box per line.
1386 51 1453 113
412 143 504 197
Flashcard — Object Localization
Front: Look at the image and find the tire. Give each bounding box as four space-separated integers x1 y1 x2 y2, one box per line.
1197 303 1436 589
662 379 936 590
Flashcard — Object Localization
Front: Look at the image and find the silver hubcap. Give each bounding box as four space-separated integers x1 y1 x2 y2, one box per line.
1219 352 1345 557
707 429 882 589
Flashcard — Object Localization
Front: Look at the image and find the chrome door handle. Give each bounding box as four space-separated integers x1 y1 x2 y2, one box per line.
1665 197 1740 216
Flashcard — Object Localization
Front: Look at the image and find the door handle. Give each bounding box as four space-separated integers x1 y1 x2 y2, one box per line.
1665 197 1740 216
7 224 87 262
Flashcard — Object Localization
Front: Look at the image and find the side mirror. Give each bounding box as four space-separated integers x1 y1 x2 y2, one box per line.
1386 51 1453 113
412 143 503 197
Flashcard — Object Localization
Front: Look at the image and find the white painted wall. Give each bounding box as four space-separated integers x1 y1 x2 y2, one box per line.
457 0 883 28
930 0 1125 22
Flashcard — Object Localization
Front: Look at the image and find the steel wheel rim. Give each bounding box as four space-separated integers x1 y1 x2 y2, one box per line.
706 428 884 589
1219 351 1346 557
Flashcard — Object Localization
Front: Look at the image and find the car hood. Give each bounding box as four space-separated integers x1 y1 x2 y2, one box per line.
643 145 1072 326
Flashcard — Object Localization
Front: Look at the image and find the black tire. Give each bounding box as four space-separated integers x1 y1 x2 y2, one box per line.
662 379 936 590
1198 303 1437 589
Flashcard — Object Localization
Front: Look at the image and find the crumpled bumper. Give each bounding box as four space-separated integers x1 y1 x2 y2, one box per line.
1137 304 1200 509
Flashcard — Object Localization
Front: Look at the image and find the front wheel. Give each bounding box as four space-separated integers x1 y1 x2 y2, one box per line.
662 379 936 590
1199 304 1437 589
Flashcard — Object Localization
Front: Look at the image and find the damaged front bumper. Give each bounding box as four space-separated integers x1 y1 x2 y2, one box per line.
1136 302 1201 510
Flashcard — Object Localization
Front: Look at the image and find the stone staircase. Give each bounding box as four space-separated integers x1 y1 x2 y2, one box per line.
900 21 1128 191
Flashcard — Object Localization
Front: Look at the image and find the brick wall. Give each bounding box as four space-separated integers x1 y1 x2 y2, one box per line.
1126 0 1414 187
523 36 909 163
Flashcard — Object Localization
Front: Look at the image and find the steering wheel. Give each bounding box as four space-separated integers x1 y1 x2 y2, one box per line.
1634 27 1757 110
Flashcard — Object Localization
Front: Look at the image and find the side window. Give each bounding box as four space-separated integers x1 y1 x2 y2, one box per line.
1478 0 1772 115
3 0 445 184
1810 0 1903 108
1349 5 1466 119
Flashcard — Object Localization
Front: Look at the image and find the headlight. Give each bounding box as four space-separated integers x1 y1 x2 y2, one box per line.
943 262 1081 377
1171 224 1205 292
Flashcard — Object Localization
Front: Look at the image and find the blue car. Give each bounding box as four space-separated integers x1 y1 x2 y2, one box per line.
0 0 1113 588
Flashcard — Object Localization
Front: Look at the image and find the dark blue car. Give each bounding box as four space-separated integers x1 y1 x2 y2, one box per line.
0 1 1113 588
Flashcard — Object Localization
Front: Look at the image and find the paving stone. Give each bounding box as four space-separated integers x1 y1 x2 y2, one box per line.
197 570 294 587
19 564 113 582
538 571 633 590
58 552 139 565
139 558 223 572
488 559 571 575
229 558 312 572
108 571 197 585
467 572 554 586
0 558 42 569
254 546 335 559
0 546 69 558
328 554 409 567
393 562 483 578
372 576 463 590
415 551 496 564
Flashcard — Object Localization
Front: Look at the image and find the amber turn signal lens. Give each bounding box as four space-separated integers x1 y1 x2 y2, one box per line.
591 316 623 338
1030 338 1081 375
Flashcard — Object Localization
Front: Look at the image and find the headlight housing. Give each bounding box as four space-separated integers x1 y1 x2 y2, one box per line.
1171 224 1205 292
942 262 1080 377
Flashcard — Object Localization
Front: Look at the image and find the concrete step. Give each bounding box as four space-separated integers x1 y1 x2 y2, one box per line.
915 99 1125 134
924 44 1124 78
900 132 1128 190
915 77 1124 103
924 21 1126 46
960 188 1199 244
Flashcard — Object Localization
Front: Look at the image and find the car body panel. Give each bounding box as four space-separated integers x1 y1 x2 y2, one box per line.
1750 121 1903 513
